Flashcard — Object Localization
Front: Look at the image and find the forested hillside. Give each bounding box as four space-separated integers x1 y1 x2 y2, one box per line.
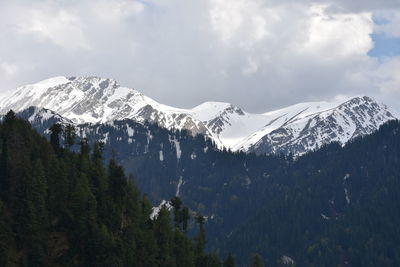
0 111 222 267
223 120 400 266
5 108 400 266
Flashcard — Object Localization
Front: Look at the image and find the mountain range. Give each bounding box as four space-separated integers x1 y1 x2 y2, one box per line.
1 76 400 265
0 76 396 155
6 105 400 266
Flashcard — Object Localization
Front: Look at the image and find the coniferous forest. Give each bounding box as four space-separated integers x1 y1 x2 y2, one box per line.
0 111 224 266
1 0 399 264
2 108 400 266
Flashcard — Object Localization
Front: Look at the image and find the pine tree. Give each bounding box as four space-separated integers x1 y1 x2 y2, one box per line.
171 196 183 229
31 159 48 227
0 116 223 266
91 141 109 221
250 254 264 267
63 124 76 149
80 137 90 157
4 110 16 124
223 254 236 267
173 229 195 267
49 123 62 155
195 215 207 256
181 207 190 232
0 200 11 266
0 137 8 200
154 206 174 266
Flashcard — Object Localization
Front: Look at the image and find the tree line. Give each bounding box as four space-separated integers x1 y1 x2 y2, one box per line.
0 111 268 266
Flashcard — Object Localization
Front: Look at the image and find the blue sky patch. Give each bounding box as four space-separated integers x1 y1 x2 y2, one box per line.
368 32 400 58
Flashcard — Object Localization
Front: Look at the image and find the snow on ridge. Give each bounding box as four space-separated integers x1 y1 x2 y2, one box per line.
1 76 396 156
190 101 234 121
150 200 172 220
241 95 396 155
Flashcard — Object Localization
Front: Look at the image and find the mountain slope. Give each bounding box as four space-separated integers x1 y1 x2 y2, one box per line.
0 76 220 145
8 106 400 266
223 120 400 266
0 76 396 155
0 113 219 266
244 96 395 155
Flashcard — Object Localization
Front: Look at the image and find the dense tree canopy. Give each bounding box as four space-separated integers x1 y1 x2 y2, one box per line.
0 111 225 267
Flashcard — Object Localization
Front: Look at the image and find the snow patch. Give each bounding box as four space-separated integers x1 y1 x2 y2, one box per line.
170 137 182 160
281 255 295 265
321 213 330 220
150 200 172 220
126 124 135 136
100 132 109 143
176 176 184 197
344 188 350 204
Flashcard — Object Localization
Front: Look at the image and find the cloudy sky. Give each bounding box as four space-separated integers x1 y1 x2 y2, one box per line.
0 0 399 113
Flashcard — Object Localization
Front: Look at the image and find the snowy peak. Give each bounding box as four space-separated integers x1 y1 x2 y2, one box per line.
246 96 396 155
0 76 397 156
0 76 132 123
0 75 179 123
0 76 222 145
191 102 244 121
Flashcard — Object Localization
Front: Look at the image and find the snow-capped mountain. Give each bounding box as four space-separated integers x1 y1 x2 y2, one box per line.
244 96 395 155
0 76 219 144
0 76 396 155
190 96 396 155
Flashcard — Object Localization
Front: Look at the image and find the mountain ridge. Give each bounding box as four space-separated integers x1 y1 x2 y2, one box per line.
0 76 396 155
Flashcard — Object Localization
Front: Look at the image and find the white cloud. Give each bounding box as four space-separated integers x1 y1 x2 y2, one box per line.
90 0 145 22
16 8 90 51
0 0 399 113
209 0 248 42
302 5 374 58
0 62 18 76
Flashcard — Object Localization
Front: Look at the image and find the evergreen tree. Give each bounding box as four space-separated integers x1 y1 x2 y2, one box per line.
63 124 76 149
171 196 183 229
0 115 222 266
49 123 62 154
250 254 264 267
154 206 174 266
181 207 190 232
195 215 209 267
223 254 236 267
80 137 90 156
4 110 16 124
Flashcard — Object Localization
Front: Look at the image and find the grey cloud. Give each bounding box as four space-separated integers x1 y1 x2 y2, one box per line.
0 0 399 114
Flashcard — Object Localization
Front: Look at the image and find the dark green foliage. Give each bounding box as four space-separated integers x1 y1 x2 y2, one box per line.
171 196 183 228
250 254 264 267
224 120 400 266
63 124 76 149
49 123 62 154
181 207 190 232
14 109 400 266
4 110 16 123
196 215 207 256
170 196 191 233
223 253 236 267
0 117 220 266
